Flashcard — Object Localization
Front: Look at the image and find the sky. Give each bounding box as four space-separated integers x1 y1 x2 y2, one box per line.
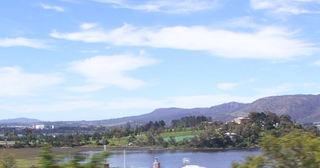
1 0 320 121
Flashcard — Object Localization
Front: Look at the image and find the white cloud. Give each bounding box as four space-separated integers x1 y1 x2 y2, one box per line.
254 84 292 97
80 50 99 53
66 85 105 92
254 83 319 98
301 83 316 87
41 4 65 12
67 55 159 92
217 83 238 90
92 0 219 13
313 60 320 65
225 16 259 29
249 78 256 82
105 98 166 110
80 23 98 30
59 0 80 3
250 0 320 14
50 24 317 60
0 67 62 97
0 37 49 49
0 101 100 113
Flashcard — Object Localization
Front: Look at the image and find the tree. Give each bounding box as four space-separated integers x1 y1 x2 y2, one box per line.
67 153 84 168
232 130 320 168
38 148 59 168
0 151 16 168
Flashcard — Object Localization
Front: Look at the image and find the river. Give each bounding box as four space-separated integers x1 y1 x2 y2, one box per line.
79 149 261 168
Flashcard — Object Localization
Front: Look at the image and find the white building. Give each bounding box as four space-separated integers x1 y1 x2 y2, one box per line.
181 165 206 168
34 124 45 130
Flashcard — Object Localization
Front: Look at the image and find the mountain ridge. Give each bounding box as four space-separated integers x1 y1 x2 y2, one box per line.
0 117 42 124
2 94 320 125
86 94 320 125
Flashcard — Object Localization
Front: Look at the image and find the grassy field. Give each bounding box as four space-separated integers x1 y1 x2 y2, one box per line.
0 141 15 146
106 130 202 145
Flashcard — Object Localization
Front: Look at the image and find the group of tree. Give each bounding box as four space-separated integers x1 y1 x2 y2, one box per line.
171 116 211 130
0 151 16 168
232 130 320 168
1 112 320 150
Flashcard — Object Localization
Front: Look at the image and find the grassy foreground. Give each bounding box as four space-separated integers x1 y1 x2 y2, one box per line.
0 147 104 168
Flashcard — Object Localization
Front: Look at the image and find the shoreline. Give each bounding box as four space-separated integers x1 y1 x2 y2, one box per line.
0 145 260 152
0 145 260 161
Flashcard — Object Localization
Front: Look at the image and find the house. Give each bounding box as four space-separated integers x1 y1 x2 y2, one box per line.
33 124 45 130
232 117 249 124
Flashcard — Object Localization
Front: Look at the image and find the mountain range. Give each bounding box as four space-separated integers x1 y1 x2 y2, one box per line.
2 94 320 125
0 117 41 124
92 94 320 125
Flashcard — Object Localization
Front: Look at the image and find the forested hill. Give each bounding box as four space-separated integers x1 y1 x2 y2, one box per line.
92 94 320 125
241 94 320 123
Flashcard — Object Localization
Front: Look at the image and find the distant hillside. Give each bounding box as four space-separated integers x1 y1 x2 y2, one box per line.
82 102 247 126
87 94 320 126
4 94 320 126
241 94 320 123
0 117 41 124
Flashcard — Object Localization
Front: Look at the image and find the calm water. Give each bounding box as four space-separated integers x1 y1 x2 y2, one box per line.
80 149 261 168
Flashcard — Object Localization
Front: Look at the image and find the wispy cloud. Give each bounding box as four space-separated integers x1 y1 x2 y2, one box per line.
80 23 98 30
0 101 100 114
59 0 80 4
250 0 320 14
103 94 256 110
217 83 238 90
41 4 66 12
254 84 292 97
92 0 219 13
0 37 49 49
224 16 260 29
67 54 159 92
253 83 317 97
50 24 317 60
80 50 99 53
0 67 62 97
313 60 320 65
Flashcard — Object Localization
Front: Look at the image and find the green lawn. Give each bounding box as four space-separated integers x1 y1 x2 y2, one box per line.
160 130 200 138
0 141 16 146
163 135 195 142
160 130 202 142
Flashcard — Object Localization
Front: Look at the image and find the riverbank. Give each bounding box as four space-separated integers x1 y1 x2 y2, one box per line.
0 145 260 155
0 145 260 168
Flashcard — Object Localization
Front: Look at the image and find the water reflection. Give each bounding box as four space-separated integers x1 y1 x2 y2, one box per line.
77 149 261 168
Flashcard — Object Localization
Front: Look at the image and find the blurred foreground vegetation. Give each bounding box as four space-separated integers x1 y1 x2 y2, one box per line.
232 130 320 168
0 147 108 168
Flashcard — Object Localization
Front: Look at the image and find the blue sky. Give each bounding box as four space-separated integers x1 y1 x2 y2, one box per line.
1 0 320 121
